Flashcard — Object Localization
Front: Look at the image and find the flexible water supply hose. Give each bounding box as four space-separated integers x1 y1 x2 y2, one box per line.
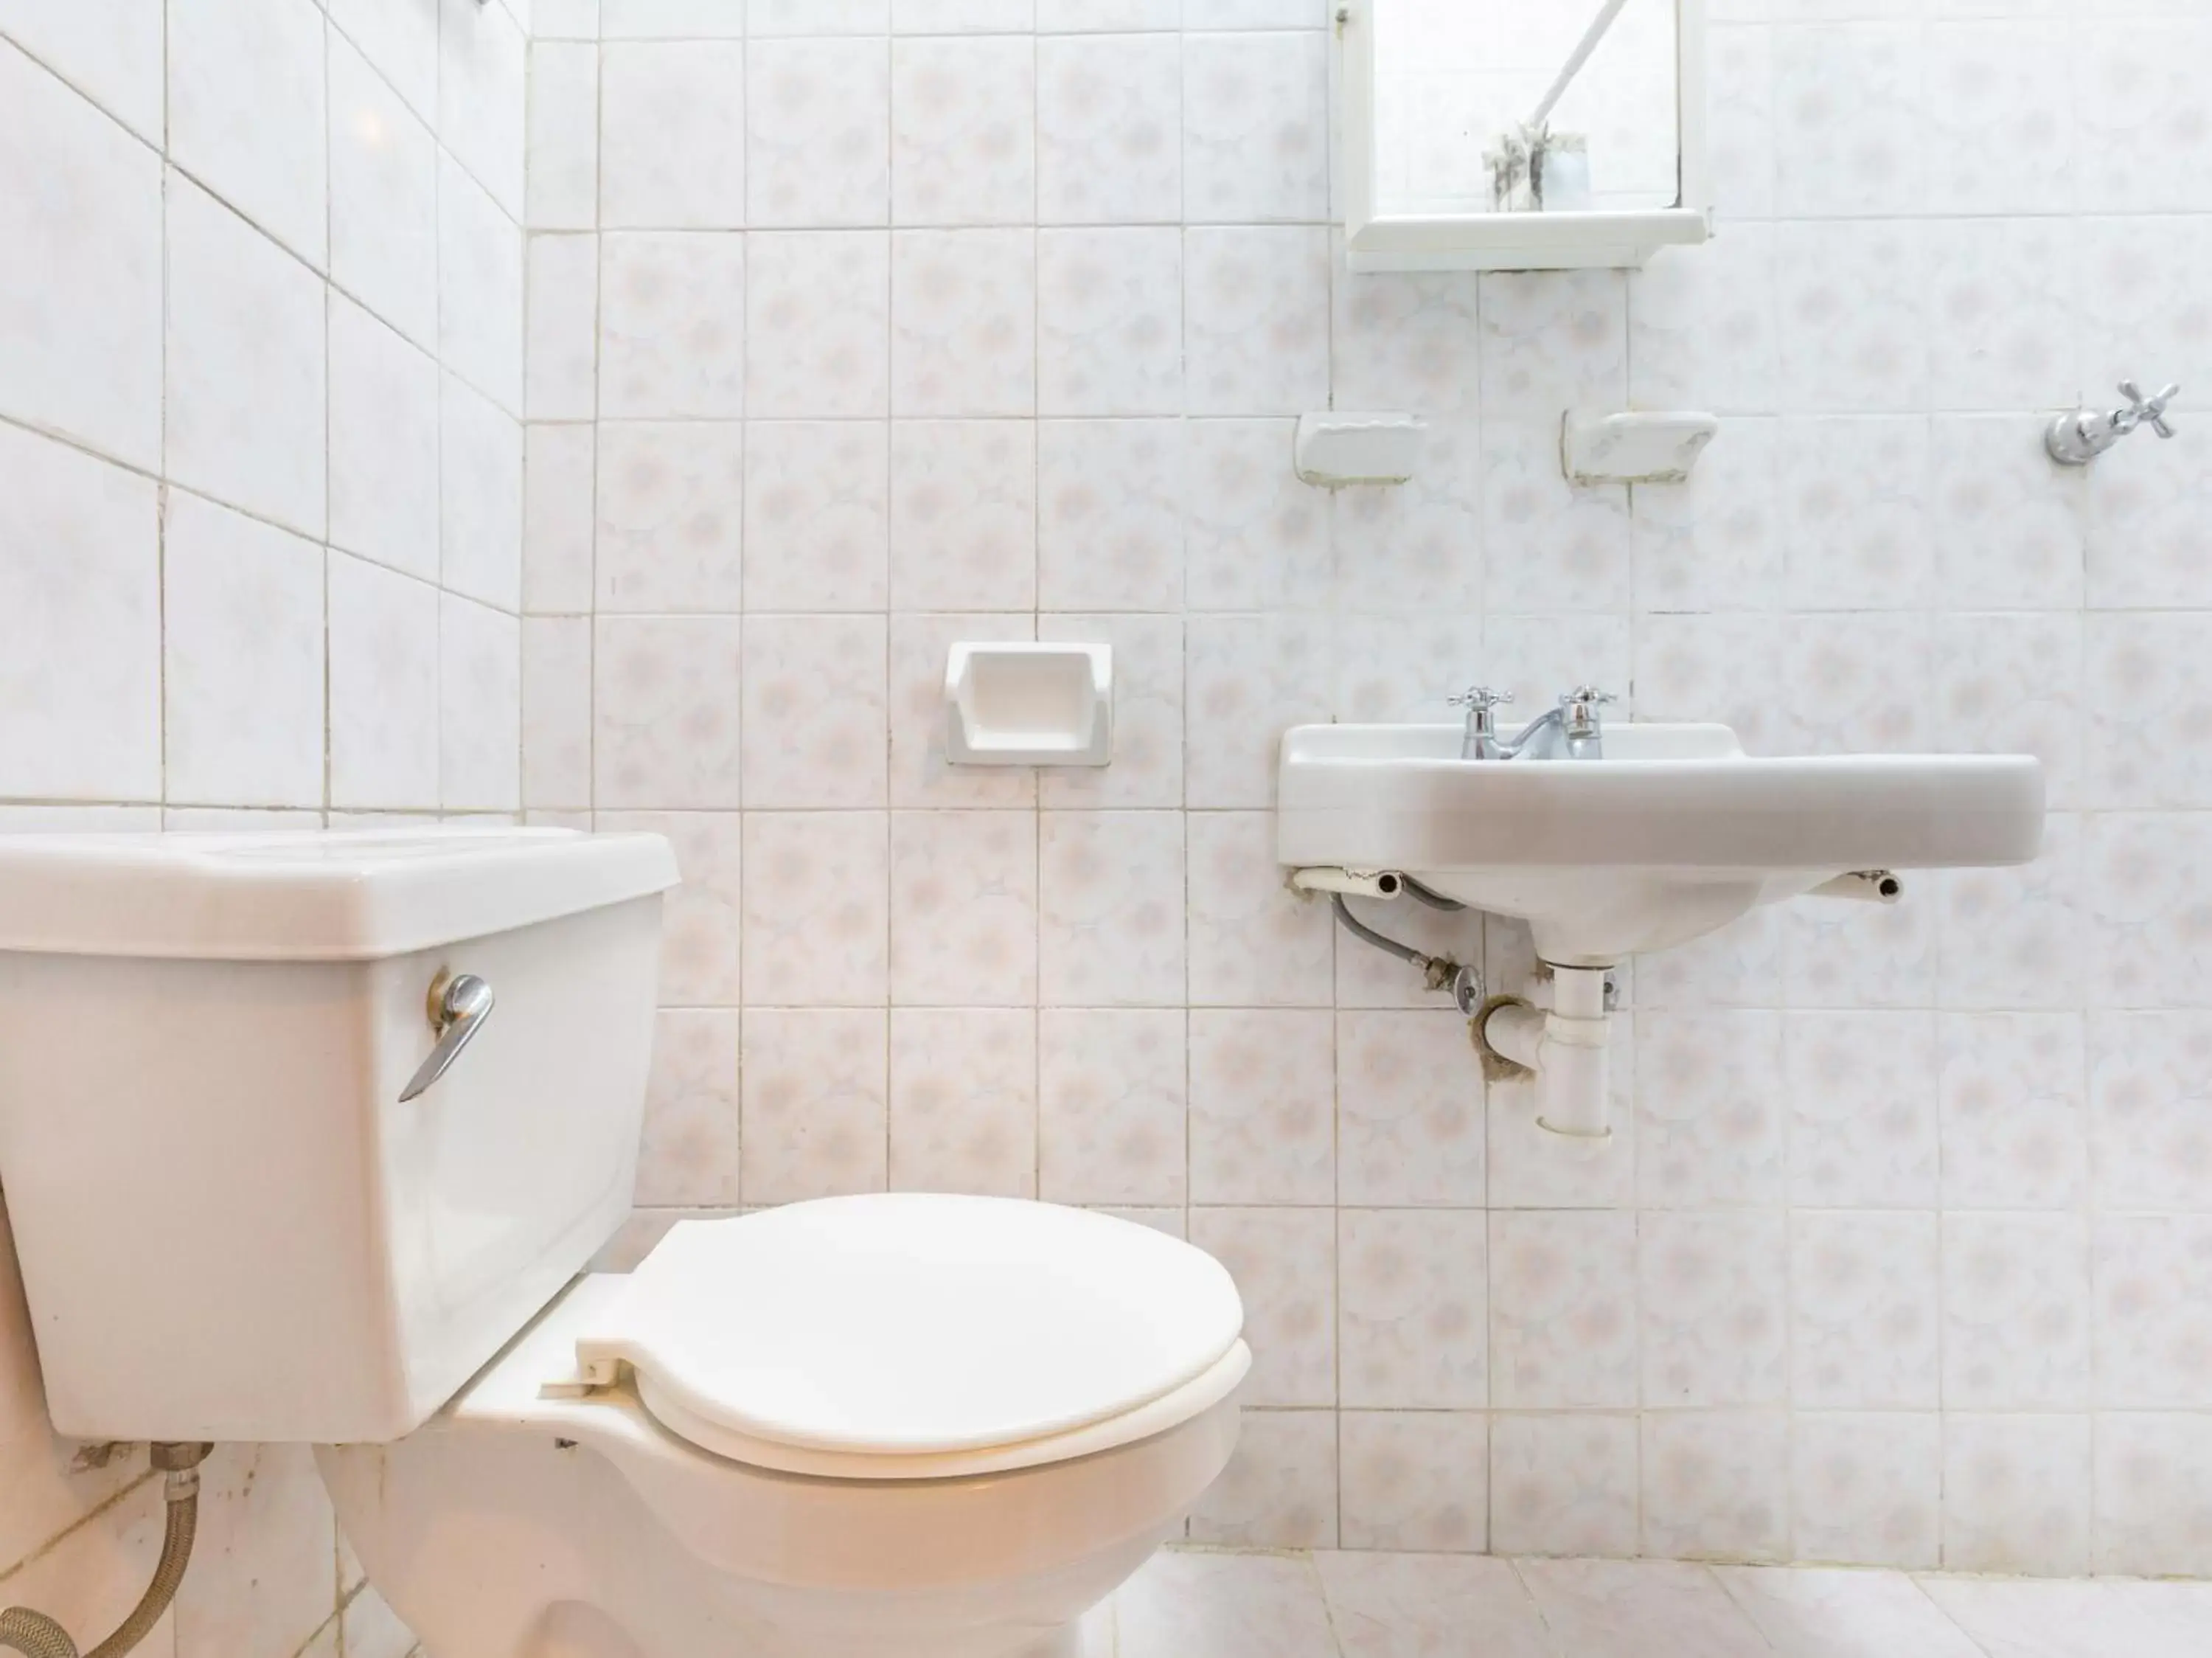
0 1443 210 1658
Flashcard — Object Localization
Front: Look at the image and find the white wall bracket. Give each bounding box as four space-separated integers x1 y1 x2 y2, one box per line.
945 642 1113 768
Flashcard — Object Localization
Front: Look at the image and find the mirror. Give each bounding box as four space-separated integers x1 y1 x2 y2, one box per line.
1340 0 1710 271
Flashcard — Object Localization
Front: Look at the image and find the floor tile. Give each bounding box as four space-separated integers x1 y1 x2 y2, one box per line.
1715 1567 1983 1658
1118 1550 1340 1658
1514 1558 1773 1658
2122 1581 2212 1657
1912 1578 2134 1658
1316 1552 1554 1658
1079 1598 1116 1658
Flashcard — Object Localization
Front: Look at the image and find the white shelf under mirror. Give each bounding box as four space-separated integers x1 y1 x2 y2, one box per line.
1337 0 1712 273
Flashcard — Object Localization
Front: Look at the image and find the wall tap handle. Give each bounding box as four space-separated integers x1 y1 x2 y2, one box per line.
2120 381 2181 440
1559 685 1618 710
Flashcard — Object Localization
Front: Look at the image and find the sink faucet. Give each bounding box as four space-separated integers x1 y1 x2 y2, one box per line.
1449 686 1514 759
1456 685 1617 761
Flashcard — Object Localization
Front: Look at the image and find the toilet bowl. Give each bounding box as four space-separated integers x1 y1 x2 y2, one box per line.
321 1194 1251 1658
0 830 1248 1658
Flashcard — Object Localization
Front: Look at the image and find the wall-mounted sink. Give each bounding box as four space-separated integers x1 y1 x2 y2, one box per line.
1277 722 2046 967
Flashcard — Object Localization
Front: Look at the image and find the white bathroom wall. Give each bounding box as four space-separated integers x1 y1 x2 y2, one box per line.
529 0 2212 1579
0 0 526 1651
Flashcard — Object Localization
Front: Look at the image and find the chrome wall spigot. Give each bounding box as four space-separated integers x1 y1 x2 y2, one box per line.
2048 381 2181 465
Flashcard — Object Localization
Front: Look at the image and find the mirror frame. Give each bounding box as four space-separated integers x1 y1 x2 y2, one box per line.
1337 0 1713 272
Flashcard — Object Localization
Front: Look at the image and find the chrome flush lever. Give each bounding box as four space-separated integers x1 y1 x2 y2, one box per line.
400 971 496 1102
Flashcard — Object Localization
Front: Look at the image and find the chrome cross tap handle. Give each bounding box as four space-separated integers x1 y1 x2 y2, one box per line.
1449 685 1515 759
2048 381 2182 465
2118 380 2180 440
1557 686 1618 759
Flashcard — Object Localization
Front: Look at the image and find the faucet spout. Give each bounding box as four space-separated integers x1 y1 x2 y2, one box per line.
1498 708 1568 761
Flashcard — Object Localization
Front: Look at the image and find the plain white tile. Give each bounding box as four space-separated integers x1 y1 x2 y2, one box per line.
328 552 442 809
1916 1578 2146 1658
438 0 526 219
165 176 328 537
524 423 597 614
1717 1567 1983 1658
168 0 329 268
522 615 591 811
439 594 521 811
0 38 164 471
526 233 599 421
0 0 164 142
329 294 440 583
329 29 439 350
526 40 598 231
1319 1553 1549 1658
1515 1559 1773 1658
440 372 525 611
0 422 161 802
1117 1549 1338 1658
163 490 326 808
439 153 526 414
602 0 749 35
327 0 439 120
751 0 888 33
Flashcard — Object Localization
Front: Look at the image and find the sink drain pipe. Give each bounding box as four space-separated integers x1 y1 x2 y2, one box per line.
1478 965 1613 1139
0 1443 211 1658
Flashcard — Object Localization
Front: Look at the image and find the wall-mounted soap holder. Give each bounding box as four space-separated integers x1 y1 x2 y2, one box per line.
945 642 1113 768
1561 410 1719 485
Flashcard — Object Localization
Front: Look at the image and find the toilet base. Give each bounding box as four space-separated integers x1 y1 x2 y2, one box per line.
318 1379 1238 1658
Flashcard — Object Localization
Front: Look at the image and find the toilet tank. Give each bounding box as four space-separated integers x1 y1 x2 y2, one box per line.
0 828 679 1445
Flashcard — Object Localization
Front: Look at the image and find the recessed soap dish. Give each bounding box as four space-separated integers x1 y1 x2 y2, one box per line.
945 642 1113 768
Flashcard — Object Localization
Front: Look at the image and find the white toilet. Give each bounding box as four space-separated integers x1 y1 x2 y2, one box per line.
0 829 1248 1658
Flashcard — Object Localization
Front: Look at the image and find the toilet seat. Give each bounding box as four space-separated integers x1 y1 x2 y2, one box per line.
567 1194 1249 1480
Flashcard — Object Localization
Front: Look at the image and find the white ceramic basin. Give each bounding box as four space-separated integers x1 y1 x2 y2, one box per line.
1277 723 2046 965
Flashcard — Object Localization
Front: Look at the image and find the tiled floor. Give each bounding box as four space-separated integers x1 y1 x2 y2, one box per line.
1091 1548 2212 1658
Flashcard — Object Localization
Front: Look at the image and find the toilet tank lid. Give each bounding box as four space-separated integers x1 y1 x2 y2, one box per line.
0 828 680 961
